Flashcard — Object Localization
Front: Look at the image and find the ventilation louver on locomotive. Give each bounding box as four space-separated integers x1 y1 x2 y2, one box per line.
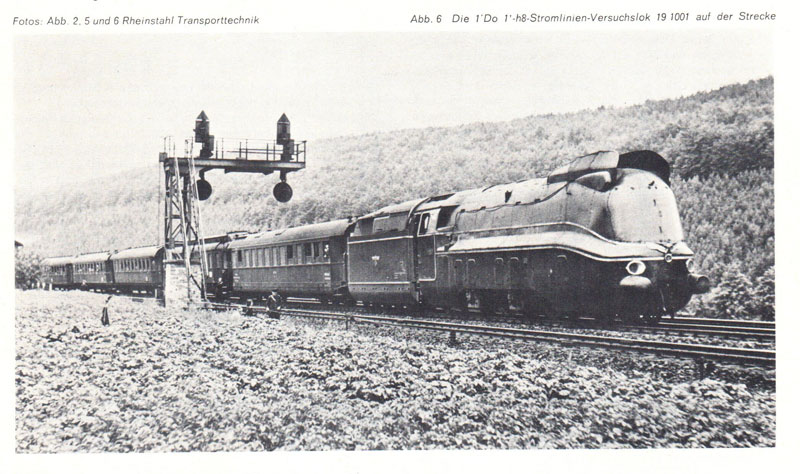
547 150 671 185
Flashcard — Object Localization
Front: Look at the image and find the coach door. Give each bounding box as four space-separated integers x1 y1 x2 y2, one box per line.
414 210 438 281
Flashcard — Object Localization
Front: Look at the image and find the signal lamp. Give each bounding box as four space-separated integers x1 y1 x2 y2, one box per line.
273 181 293 203
197 179 212 201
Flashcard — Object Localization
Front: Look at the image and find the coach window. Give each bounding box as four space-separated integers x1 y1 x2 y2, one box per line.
304 243 312 261
286 245 293 263
322 242 330 260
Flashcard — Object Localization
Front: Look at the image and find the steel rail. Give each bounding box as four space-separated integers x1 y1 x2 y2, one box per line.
624 322 774 340
669 316 775 329
279 308 775 367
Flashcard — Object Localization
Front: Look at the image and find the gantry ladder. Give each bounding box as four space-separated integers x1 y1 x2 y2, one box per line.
186 153 209 299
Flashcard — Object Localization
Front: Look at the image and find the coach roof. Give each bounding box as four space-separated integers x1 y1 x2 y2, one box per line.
228 219 354 249
73 251 112 264
110 245 164 260
42 256 74 266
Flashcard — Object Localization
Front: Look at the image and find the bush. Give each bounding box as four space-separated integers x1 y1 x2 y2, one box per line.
15 250 42 289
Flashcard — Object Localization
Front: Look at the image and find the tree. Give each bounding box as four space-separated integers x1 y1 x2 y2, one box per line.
749 266 775 321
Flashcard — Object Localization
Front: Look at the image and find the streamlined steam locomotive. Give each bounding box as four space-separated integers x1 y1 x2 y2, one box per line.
41 150 710 322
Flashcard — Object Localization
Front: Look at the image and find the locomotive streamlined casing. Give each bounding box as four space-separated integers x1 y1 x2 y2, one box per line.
228 219 354 300
435 150 708 318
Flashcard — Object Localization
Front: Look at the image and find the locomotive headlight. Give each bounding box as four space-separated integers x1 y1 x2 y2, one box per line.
685 258 695 272
626 260 646 276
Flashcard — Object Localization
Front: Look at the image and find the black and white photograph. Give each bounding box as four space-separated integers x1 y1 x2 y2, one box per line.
7 0 797 472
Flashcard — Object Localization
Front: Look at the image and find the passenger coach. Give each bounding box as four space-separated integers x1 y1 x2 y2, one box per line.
72 251 114 290
41 256 75 289
110 245 164 295
227 219 354 302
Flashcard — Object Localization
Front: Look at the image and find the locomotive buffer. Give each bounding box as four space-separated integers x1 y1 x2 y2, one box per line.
159 112 305 309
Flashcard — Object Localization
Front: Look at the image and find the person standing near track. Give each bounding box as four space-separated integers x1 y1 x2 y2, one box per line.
267 290 282 320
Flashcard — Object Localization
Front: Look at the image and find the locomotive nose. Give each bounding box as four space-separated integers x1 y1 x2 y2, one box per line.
689 274 711 294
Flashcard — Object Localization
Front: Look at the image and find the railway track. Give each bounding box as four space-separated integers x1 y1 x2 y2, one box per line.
282 297 776 341
106 292 776 341
620 318 775 342
204 301 776 367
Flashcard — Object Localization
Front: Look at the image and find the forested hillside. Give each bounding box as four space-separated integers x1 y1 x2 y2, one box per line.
16 77 774 317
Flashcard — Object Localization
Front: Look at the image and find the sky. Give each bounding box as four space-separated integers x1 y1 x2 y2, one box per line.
14 30 772 192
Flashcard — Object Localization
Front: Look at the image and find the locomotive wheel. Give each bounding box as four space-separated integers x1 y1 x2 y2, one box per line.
454 291 469 314
478 291 496 316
